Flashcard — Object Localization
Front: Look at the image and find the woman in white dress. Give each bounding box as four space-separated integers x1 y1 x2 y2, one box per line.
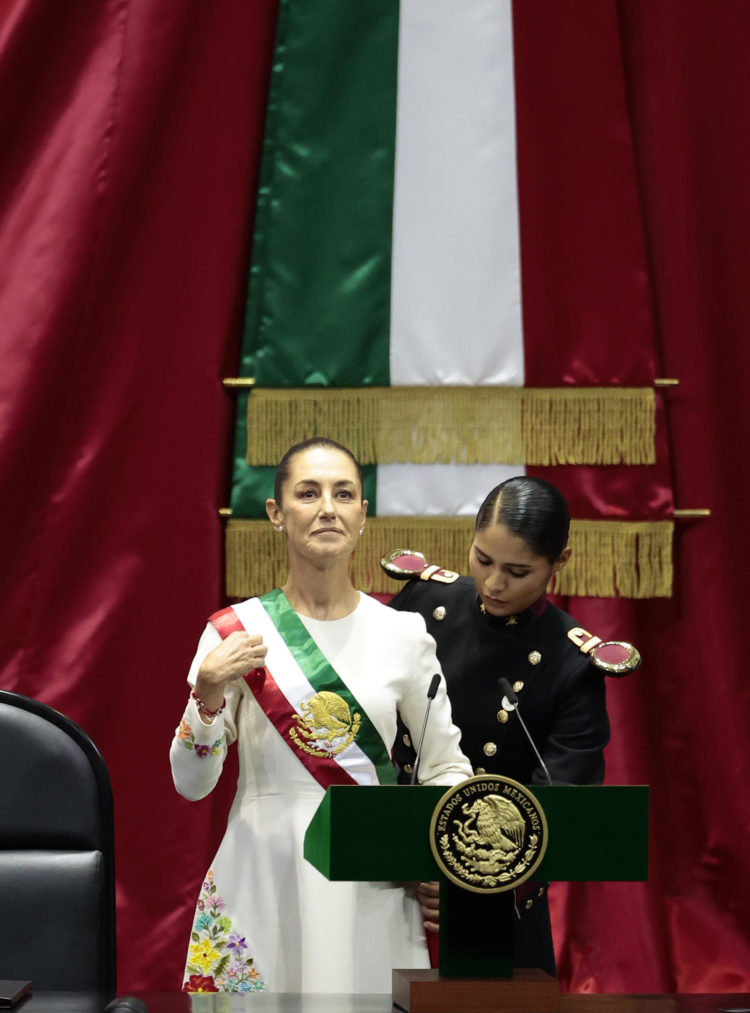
170 437 472 994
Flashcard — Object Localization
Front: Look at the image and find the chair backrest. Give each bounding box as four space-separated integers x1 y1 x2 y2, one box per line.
0 690 116 992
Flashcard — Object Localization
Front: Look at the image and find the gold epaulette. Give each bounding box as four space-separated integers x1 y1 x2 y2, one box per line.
567 628 641 676
380 548 460 585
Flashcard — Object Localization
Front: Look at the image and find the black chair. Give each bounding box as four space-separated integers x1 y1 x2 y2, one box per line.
0 690 116 992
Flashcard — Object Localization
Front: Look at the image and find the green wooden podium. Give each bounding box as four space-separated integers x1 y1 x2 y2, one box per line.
304 783 649 1013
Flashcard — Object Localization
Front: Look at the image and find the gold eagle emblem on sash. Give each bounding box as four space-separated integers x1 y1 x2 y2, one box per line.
289 691 361 757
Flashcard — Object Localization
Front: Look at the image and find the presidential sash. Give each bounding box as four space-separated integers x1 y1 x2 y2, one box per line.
210 589 397 788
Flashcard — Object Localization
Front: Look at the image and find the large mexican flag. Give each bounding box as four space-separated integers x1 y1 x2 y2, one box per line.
225 0 673 599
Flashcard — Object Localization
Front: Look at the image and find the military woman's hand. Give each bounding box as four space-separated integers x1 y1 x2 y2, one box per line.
416 880 440 932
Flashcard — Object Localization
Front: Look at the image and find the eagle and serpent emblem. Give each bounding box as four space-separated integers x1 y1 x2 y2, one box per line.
289 690 361 757
430 776 548 893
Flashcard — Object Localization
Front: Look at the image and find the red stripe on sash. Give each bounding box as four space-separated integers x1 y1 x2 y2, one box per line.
209 606 358 787
210 606 245 637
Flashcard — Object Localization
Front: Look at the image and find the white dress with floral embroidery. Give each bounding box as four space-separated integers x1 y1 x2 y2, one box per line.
170 592 471 994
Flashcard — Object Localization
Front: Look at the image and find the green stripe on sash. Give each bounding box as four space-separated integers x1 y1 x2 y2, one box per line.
260 588 397 785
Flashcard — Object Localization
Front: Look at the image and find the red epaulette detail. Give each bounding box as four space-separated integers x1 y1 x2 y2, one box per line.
380 548 460 584
418 563 460 585
567 627 642 676
567 627 603 655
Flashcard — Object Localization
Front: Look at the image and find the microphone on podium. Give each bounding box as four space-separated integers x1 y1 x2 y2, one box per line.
499 677 553 786
410 673 442 785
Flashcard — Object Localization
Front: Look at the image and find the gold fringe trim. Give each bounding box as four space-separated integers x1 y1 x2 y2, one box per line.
556 519 673 599
245 386 655 467
225 517 673 599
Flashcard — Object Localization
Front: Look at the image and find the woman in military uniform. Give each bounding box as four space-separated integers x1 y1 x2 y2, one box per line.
388 475 631 976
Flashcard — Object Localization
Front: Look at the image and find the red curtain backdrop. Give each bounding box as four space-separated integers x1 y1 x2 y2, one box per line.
0 0 279 992
1 0 749 995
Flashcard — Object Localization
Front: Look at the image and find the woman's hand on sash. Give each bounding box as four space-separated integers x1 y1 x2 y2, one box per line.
195 631 267 712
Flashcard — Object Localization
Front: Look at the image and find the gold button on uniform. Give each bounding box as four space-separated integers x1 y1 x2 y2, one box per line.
475 766 486 775
402 733 411 748
483 742 497 757
528 651 542 665
513 680 524 693
432 606 447 621
403 763 414 775
497 710 509 724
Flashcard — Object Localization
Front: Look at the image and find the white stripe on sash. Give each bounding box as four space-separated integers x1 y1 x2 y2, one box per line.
233 598 381 785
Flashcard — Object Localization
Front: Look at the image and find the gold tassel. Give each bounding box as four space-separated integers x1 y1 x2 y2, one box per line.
225 517 673 599
246 386 655 467
555 520 673 598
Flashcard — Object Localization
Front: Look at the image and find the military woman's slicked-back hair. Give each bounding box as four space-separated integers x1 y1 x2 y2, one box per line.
273 437 364 504
475 476 570 563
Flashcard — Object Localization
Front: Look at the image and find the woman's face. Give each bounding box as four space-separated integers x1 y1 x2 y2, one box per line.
267 446 367 564
468 522 568 617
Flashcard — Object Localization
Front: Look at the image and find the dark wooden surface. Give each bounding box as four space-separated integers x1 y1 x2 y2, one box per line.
15 992 750 1013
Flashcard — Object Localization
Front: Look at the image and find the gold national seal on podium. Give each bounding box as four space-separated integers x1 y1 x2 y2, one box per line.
429 775 549 893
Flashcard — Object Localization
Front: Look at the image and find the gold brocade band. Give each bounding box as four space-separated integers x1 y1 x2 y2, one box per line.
225 517 673 599
245 386 656 467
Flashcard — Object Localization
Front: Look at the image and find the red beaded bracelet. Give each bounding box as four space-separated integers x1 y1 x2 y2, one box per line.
190 688 226 717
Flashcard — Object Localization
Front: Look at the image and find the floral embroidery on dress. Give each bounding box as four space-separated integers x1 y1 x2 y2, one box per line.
183 869 265 993
176 718 224 758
